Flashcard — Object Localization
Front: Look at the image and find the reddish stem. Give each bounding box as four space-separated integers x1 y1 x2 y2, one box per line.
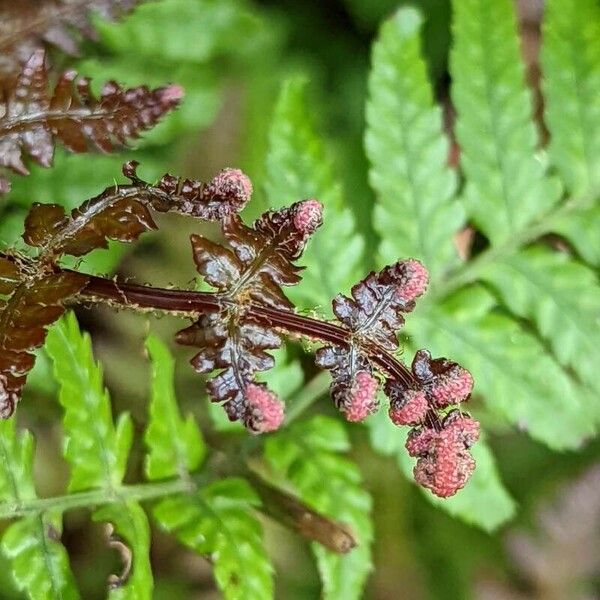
80 274 415 387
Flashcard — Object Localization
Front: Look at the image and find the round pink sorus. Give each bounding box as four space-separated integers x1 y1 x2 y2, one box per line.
405 426 436 457
397 259 429 303
244 383 284 433
344 371 379 422
389 388 428 426
203 168 253 208
293 199 323 234
427 366 474 408
443 411 480 448
414 435 476 498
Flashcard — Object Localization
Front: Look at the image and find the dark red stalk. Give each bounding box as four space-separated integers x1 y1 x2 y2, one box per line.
80 274 415 387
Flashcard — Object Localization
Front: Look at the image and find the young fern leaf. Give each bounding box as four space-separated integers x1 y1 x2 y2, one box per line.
265 416 373 600
316 259 428 421
22 161 251 259
176 199 323 430
153 478 274 600
0 162 252 415
47 312 153 597
0 0 139 81
366 7 463 278
0 267 87 417
265 77 364 311
450 0 561 242
0 418 78 599
0 50 181 192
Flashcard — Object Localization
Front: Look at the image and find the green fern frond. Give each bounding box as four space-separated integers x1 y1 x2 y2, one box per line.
265 416 373 600
0 419 78 599
46 312 133 493
541 0 600 196
451 0 561 242
480 247 600 398
144 335 206 481
47 314 154 596
366 7 463 278
265 77 364 311
153 478 273 600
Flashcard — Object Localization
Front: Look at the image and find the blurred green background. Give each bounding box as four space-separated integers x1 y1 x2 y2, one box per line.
2 0 600 598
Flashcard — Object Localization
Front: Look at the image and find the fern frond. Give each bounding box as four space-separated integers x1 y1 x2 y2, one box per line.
409 287 596 450
153 478 274 600
144 334 206 480
0 419 78 599
265 416 373 600
541 0 600 196
265 77 364 311
0 51 181 192
93 502 153 599
0 0 139 81
366 7 462 278
450 0 561 242
367 409 515 531
45 312 133 492
480 247 600 396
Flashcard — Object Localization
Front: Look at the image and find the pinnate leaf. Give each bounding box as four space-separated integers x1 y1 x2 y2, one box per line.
450 0 561 242
366 7 462 277
0 50 181 191
191 198 322 309
265 416 373 600
46 311 133 492
177 199 322 428
144 334 205 480
176 313 283 427
0 418 78 599
23 162 253 259
153 478 273 600
316 259 427 421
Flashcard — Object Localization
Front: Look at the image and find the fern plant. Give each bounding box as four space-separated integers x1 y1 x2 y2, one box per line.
0 0 600 598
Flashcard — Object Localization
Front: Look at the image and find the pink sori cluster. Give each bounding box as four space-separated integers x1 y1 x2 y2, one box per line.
385 348 476 497
243 383 285 434
202 168 253 215
387 349 474 427
344 370 380 422
292 199 324 235
407 410 480 497
394 259 429 303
